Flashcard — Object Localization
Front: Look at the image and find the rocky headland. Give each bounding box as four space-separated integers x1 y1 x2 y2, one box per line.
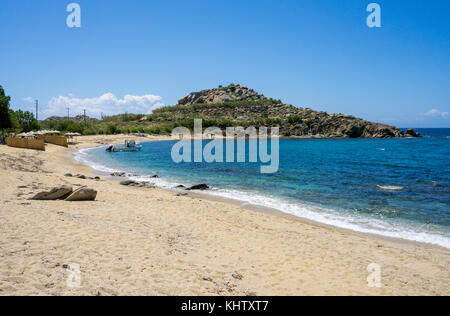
154 84 417 139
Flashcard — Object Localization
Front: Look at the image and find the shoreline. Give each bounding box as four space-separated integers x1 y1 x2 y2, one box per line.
1 134 449 295
76 137 449 251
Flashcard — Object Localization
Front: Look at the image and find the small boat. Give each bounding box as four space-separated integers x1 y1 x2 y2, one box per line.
106 140 142 152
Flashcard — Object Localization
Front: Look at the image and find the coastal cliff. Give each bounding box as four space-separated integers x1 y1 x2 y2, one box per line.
154 84 415 138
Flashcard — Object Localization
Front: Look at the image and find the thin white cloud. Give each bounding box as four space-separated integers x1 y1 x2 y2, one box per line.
23 97 34 103
422 109 449 118
43 92 164 118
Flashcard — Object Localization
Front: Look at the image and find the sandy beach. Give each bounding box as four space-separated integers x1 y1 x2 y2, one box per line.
0 135 449 296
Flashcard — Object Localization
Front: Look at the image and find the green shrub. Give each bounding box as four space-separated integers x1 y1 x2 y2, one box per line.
83 128 98 136
288 115 302 124
106 124 118 135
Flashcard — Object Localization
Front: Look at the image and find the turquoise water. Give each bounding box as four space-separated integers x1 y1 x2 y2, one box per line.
75 129 450 248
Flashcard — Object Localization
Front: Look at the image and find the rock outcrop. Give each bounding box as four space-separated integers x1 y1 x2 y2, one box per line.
405 129 420 137
178 84 270 106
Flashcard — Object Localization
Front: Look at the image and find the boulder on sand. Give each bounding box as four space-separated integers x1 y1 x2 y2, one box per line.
65 187 97 201
31 185 73 200
186 184 210 191
120 180 138 186
120 180 154 188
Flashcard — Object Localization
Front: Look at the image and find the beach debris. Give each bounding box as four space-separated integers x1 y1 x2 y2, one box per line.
232 272 243 280
65 187 97 201
31 185 73 200
186 184 210 191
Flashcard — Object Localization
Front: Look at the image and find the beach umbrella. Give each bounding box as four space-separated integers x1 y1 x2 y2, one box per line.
16 132 33 137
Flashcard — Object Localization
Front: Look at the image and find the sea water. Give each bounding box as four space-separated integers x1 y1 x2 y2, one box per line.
74 129 450 248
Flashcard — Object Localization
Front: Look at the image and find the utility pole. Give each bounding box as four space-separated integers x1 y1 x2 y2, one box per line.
67 108 70 121
35 100 38 121
83 109 86 124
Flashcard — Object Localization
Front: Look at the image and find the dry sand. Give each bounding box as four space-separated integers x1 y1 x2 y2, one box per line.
0 135 449 296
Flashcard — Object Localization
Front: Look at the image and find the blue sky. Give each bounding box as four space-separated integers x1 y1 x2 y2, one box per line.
1 0 449 127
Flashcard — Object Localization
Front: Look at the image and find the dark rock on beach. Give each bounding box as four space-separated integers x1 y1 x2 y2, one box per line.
186 184 210 191
111 172 126 177
120 180 155 188
120 180 138 186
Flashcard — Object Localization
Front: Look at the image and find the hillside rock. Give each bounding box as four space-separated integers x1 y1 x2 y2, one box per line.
178 84 269 106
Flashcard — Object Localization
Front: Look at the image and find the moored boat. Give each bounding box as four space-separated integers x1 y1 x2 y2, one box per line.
106 140 142 152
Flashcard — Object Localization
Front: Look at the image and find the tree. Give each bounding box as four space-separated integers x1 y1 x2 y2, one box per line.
0 85 13 132
15 110 40 132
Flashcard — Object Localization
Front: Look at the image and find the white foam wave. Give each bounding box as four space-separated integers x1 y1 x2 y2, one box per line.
377 185 404 191
73 146 120 174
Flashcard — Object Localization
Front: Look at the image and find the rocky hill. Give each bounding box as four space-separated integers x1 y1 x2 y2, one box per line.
152 84 416 138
